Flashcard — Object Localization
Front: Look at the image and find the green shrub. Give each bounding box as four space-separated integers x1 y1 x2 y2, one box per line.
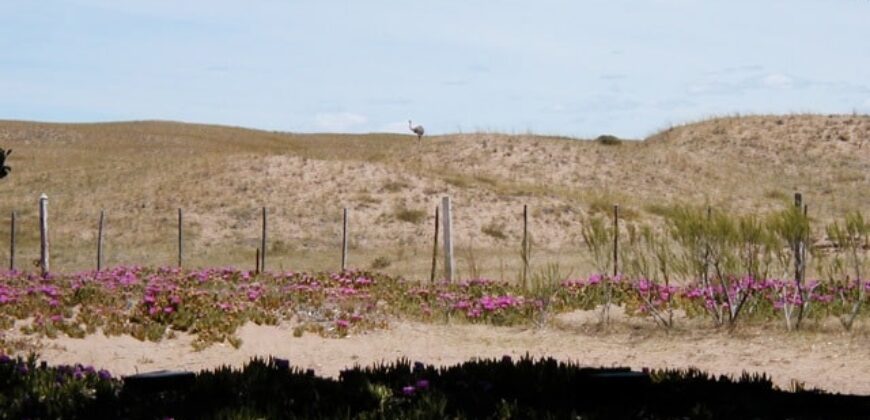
595 134 621 145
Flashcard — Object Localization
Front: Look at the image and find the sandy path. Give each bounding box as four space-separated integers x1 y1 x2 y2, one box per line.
15 314 870 396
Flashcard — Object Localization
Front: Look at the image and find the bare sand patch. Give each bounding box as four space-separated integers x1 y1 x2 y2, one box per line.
12 314 870 396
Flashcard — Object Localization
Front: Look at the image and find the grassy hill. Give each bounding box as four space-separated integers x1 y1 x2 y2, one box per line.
0 114 867 279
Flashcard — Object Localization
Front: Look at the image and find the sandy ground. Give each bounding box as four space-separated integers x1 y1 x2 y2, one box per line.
9 311 870 396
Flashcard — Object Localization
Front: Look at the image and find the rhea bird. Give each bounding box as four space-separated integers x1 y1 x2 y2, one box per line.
408 120 424 141
0 149 10 179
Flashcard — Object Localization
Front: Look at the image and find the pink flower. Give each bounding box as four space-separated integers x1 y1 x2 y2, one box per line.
453 300 471 310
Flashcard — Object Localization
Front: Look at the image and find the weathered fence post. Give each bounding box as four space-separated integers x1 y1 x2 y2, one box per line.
177 208 183 268
9 211 15 271
341 208 348 271
430 205 439 284
255 248 260 274
39 194 49 275
794 192 807 328
261 207 267 273
97 210 105 271
793 193 804 283
612 204 619 277
442 196 454 283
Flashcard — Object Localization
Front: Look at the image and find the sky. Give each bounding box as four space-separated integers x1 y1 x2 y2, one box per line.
1 0 868 139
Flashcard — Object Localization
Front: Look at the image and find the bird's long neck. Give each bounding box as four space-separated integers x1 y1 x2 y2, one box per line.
408 121 413 129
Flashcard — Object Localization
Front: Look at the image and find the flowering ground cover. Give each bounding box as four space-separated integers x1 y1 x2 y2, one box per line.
0 267 867 354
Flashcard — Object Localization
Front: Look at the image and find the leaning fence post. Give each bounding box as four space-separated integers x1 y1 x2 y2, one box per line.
341 208 349 271
177 208 183 268
9 211 15 271
39 194 49 275
442 196 454 283
430 205 439 284
97 210 105 271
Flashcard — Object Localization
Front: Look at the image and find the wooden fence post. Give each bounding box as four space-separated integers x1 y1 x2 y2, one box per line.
9 211 15 271
261 207 267 273
39 194 49 275
255 248 260 274
177 208 183 268
430 206 439 284
442 196 454 283
341 208 348 271
612 204 619 277
792 193 805 284
97 210 105 271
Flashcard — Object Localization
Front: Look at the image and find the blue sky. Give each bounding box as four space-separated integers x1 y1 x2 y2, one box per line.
1 0 868 138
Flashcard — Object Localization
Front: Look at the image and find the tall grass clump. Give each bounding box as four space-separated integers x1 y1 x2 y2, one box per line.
825 211 868 330
580 215 616 325
619 224 677 329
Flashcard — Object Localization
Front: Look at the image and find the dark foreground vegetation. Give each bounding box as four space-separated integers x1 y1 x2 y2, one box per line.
1 354 867 419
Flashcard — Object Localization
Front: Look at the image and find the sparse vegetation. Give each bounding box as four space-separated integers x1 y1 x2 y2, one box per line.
444 175 471 188
382 180 410 193
0 115 866 281
394 207 426 224
481 222 507 240
370 256 392 270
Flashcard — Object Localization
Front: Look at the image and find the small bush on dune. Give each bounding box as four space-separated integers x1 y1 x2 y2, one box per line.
595 134 622 145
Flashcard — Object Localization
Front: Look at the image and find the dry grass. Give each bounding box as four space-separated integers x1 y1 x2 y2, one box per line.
0 114 867 279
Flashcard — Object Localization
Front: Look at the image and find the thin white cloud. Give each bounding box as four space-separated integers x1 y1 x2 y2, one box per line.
761 73 793 89
314 112 367 132
689 70 800 95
